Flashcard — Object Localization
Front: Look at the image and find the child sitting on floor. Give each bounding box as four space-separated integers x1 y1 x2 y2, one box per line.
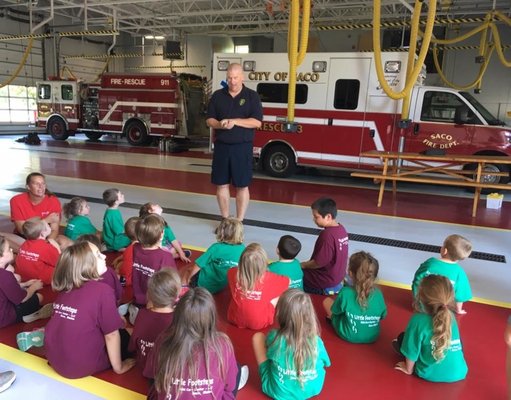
0 235 51 329
252 289 331 399
102 188 131 251
44 241 135 378
268 235 303 290
301 197 349 295
184 217 245 293
113 216 140 286
128 268 181 372
63 197 101 241
394 274 468 382
227 243 289 330
144 287 248 398
412 234 472 314
16 217 61 285
131 214 176 322
139 202 191 263
323 251 387 343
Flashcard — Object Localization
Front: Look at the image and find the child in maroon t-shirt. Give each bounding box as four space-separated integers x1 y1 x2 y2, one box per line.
132 215 176 308
16 217 61 285
128 268 181 371
301 197 349 295
44 241 135 378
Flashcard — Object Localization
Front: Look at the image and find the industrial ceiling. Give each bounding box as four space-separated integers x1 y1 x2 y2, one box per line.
1 0 510 39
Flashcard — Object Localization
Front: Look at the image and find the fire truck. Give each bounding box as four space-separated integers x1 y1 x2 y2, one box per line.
36 73 206 146
212 52 511 184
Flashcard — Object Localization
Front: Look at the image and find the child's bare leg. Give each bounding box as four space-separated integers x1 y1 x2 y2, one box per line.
323 297 334 319
252 332 268 366
455 301 467 315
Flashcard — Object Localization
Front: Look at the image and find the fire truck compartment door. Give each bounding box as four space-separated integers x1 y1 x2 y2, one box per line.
324 57 371 166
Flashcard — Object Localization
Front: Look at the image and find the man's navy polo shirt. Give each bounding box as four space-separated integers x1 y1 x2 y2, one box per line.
207 85 263 144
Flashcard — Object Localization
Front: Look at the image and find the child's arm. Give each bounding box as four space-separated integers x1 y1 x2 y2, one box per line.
47 238 61 253
21 280 43 302
104 330 136 374
455 302 467 315
252 332 268 366
182 264 200 285
301 259 320 269
171 239 191 263
395 358 415 375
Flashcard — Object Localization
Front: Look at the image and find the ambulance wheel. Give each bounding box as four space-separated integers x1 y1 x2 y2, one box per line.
463 162 509 190
85 132 103 141
125 120 150 146
47 118 69 140
263 145 296 178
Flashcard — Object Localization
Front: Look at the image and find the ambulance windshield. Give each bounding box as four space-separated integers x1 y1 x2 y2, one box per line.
460 92 505 126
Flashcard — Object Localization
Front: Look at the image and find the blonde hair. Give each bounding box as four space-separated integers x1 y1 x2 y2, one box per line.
271 289 319 387
443 234 472 261
216 217 243 244
416 274 455 361
349 251 379 309
22 217 46 240
155 288 232 398
63 197 87 219
237 243 267 294
136 214 164 247
148 269 181 308
52 242 100 292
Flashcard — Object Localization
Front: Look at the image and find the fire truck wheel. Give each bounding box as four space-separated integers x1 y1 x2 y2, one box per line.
463 162 510 189
47 118 69 140
125 120 150 146
263 145 296 178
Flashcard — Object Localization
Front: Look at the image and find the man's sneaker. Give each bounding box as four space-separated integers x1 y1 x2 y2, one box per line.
0 371 16 392
23 303 53 323
128 304 140 325
16 330 45 352
391 339 401 355
238 365 249 390
183 249 192 258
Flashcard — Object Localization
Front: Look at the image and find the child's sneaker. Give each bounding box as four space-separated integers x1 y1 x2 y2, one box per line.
238 365 249 390
128 304 139 325
22 303 53 323
16 330 45 352
0 371 16 392
183 249 192 258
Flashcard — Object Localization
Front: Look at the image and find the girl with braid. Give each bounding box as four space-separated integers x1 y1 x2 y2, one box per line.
394 274 468 382
323 251 387 343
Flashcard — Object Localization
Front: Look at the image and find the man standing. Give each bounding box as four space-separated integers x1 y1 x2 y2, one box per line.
206 63 263 222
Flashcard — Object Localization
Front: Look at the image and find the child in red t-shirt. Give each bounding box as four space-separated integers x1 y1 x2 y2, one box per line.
16 217 61 285
227 243 289 330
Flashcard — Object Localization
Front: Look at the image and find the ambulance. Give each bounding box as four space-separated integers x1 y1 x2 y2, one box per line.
212 52 511 184
36 73 205 146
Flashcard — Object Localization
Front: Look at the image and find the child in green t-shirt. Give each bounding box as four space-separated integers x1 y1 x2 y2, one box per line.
63 197 101 241
183 217 244 293
412 234 472 314
102 188 131 251
252 289 331 399
323 251 387 343
268 235 303 290
394 274 468 383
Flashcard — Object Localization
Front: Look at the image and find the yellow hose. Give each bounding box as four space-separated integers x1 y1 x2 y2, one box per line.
0 38 34 88
373 0 437 104
421 22 490 45
490 22 511 67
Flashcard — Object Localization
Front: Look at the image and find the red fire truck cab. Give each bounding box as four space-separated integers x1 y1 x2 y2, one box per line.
36 73 198 146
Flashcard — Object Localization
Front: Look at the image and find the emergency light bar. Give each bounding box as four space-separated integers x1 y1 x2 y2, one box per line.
385 60 401 73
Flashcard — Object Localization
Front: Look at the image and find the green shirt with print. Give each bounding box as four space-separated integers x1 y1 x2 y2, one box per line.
268 259 303 290
259 329 331 400
102 208 131 251
400 312 468 382
331 286 387 343
65 215 98 241
162 224 176 247
196 242 245 293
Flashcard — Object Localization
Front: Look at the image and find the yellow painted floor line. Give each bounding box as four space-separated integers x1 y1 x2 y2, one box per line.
0 344 145 400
